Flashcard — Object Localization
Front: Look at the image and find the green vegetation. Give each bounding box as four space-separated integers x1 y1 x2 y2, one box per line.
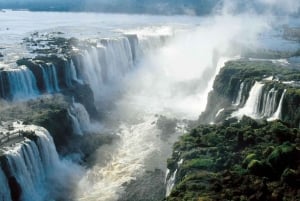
199 59 300 126
0 95 74 151
166 118 300 201
192 57 300 200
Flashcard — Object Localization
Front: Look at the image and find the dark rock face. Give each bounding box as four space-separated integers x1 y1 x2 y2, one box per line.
17 56 73 92
118 169 166 201
282 89 300 127
16 58 46 92
8 176 22 201
0 71 11 99
62 83 99 119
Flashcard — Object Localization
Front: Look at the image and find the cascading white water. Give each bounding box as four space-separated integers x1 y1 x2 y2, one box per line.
68 101 91 136
0 123 83 201
215 108 225 118
268 89 287 121
165 169 177 197
232 81 265 119
6 139 47 201
77 37 134 99
260 88 278 117
0 168 12 201
75 35 168 100
103 38 133 78
233 83 287 120
233 81 244 106
1 124 63 201
0 9 294 201
165 159 183 197
5 66 39 101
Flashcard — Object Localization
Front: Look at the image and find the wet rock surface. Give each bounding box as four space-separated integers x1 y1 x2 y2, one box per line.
119 169 166 201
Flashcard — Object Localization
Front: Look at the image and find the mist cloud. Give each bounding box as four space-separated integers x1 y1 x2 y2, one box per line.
257 0 300 14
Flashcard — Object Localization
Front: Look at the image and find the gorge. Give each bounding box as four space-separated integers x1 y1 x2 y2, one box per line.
0 5 299 201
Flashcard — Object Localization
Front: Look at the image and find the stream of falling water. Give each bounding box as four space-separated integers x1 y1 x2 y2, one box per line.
75 55 233 201
75 14 268 201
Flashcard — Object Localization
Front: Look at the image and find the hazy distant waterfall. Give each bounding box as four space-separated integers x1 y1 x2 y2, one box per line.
137 35 168 57
5 66 39 101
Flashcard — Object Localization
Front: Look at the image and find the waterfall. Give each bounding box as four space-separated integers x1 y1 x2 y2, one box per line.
74 35 167 100
103 38 133 78
268 89 287 121
69 59 82 85
165 169 177 197
232 81 265 119
5 66 39 101
1 125 58 201
165 159 183 197
136 35 168 58
5 140 47 201
125 33 168 63
233 82 244 106
39 64 60 93
232 82 287 121
65 59 82 87
260 88 278 117
215 108 225 118
0 123 82 201
0 168 12 201
68 101 91 135
79 46 105 98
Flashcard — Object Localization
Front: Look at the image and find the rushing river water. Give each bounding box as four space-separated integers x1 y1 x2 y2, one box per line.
0 10 299 201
